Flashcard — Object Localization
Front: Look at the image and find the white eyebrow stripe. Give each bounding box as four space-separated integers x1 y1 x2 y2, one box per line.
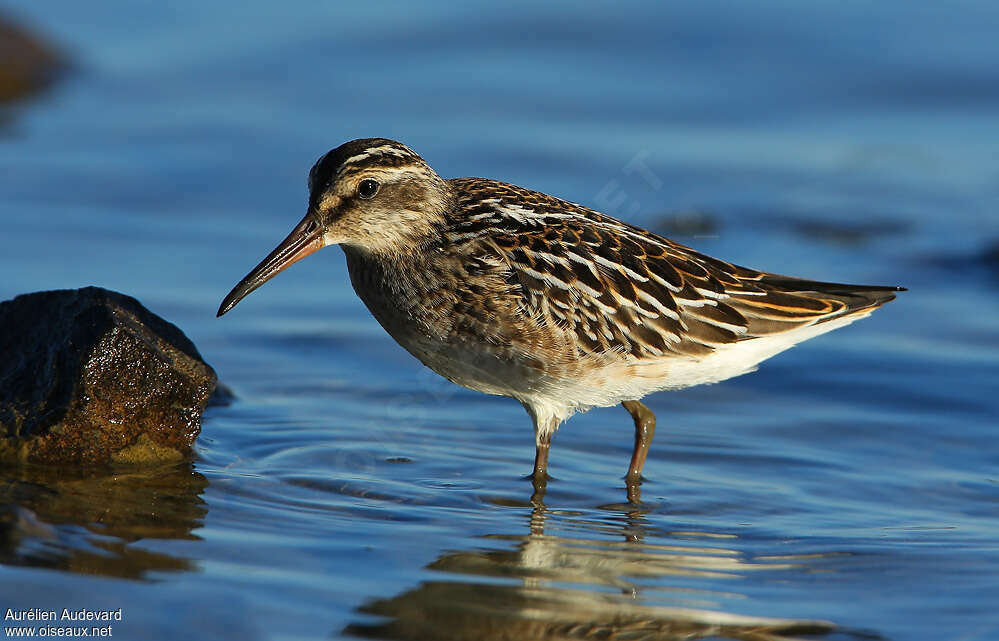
341 144 417 170
341 152 372 166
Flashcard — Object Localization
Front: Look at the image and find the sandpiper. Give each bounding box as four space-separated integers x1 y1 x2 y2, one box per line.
218 138 902 491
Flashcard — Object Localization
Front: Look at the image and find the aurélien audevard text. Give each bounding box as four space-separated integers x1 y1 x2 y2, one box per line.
5 608 122 622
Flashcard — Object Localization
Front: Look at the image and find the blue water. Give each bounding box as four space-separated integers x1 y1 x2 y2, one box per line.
2 2 997 640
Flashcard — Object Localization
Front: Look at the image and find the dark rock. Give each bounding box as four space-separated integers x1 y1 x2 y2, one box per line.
922 239 999 286
0 287 217 465
981 240 999 266
788 218 910 245
0 15 66 104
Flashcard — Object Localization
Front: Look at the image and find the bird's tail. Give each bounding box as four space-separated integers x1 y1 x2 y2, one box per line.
727 274 905 337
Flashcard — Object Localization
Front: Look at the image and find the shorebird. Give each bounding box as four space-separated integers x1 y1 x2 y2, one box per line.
218 138 902 492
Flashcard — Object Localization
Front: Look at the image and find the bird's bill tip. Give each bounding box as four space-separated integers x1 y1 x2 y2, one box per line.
217 215 324 317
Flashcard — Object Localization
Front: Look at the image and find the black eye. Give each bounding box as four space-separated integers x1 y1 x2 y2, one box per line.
358 179 380 199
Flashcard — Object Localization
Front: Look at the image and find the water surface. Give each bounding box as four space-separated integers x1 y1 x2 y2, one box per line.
2 2 998 640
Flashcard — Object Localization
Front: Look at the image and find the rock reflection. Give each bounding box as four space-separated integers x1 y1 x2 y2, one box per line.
0 463 207 579
346 499 836 641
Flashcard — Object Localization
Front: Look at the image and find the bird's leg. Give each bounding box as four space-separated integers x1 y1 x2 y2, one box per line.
530 440 550 503
527 411 560 500
532 432 551 488
530 474 548 506
525 409 558 499
622 400 657 483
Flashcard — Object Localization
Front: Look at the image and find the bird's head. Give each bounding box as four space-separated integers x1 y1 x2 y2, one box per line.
217 138 450 317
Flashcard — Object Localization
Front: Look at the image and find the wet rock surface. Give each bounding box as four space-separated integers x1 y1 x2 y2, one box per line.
0 287 217 465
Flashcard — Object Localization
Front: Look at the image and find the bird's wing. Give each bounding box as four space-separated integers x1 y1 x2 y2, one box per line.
448 178 900 361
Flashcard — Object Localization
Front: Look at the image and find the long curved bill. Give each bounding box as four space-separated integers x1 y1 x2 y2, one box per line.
217 215 324 317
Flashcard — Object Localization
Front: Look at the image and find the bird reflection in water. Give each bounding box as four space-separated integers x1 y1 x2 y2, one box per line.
345 494 840 641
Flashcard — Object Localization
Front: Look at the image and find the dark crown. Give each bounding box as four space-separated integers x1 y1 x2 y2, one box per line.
308 138 424 198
